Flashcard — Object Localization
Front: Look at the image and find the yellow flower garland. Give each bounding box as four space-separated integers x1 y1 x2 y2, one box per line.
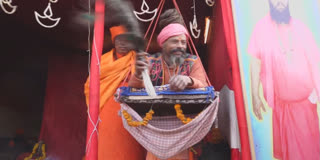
122 109 154 127
123 104 193 126
174 104 193 124
24 142 46 160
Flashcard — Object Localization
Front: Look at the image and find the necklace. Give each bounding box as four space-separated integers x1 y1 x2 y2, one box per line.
275 24 294 62
162 57 177 80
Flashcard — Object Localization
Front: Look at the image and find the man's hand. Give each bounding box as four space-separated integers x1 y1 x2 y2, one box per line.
252 96 266 120
169 75 193 91
308 89 318 104
135 52 149 78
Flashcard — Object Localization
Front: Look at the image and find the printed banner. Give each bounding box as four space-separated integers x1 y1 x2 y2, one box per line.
232 0 320 159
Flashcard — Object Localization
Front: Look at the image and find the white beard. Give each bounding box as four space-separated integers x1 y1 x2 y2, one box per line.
169 54 186 67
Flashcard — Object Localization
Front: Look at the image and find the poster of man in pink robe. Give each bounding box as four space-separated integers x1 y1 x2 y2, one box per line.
232 0 320 159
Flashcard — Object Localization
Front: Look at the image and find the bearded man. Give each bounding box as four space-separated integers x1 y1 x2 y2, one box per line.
129 9 208 160
248 0 320 159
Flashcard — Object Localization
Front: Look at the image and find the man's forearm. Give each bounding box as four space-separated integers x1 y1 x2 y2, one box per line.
188 59 209 88
251 57 261 98
188 76 207 88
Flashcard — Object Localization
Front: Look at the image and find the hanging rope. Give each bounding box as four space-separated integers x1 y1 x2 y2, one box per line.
144 0 166 51
172 0 212 86
85 0 105 160
143 0 165 39
141 0 212 86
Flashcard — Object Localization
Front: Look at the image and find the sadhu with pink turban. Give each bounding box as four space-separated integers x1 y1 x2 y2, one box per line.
128 9 208 160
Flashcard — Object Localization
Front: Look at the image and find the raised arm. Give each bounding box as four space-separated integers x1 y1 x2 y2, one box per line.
250 57 265 120
128 52 149 88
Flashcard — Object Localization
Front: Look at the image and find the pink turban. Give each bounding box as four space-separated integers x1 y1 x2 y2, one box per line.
157 23 189 47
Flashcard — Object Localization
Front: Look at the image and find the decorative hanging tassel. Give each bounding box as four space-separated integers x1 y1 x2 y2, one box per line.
142 69 157 97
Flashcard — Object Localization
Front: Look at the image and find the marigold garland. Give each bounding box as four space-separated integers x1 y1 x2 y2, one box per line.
123 104 193 126
174 104 193 124
122 109 154 127
24 142 46 160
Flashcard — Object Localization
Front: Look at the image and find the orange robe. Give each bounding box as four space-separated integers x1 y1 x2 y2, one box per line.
84 49 145 160
128 54 208 160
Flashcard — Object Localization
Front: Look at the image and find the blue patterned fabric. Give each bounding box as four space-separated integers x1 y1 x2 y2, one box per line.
119 85 215 98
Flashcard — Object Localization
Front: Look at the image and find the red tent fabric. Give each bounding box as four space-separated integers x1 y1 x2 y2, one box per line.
39 54 88 160
221 0 251 159
85 0 105 160
208 0 251 159
207 1 233 91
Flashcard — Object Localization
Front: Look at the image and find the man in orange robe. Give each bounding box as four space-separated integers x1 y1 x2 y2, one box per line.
84 25 145 160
